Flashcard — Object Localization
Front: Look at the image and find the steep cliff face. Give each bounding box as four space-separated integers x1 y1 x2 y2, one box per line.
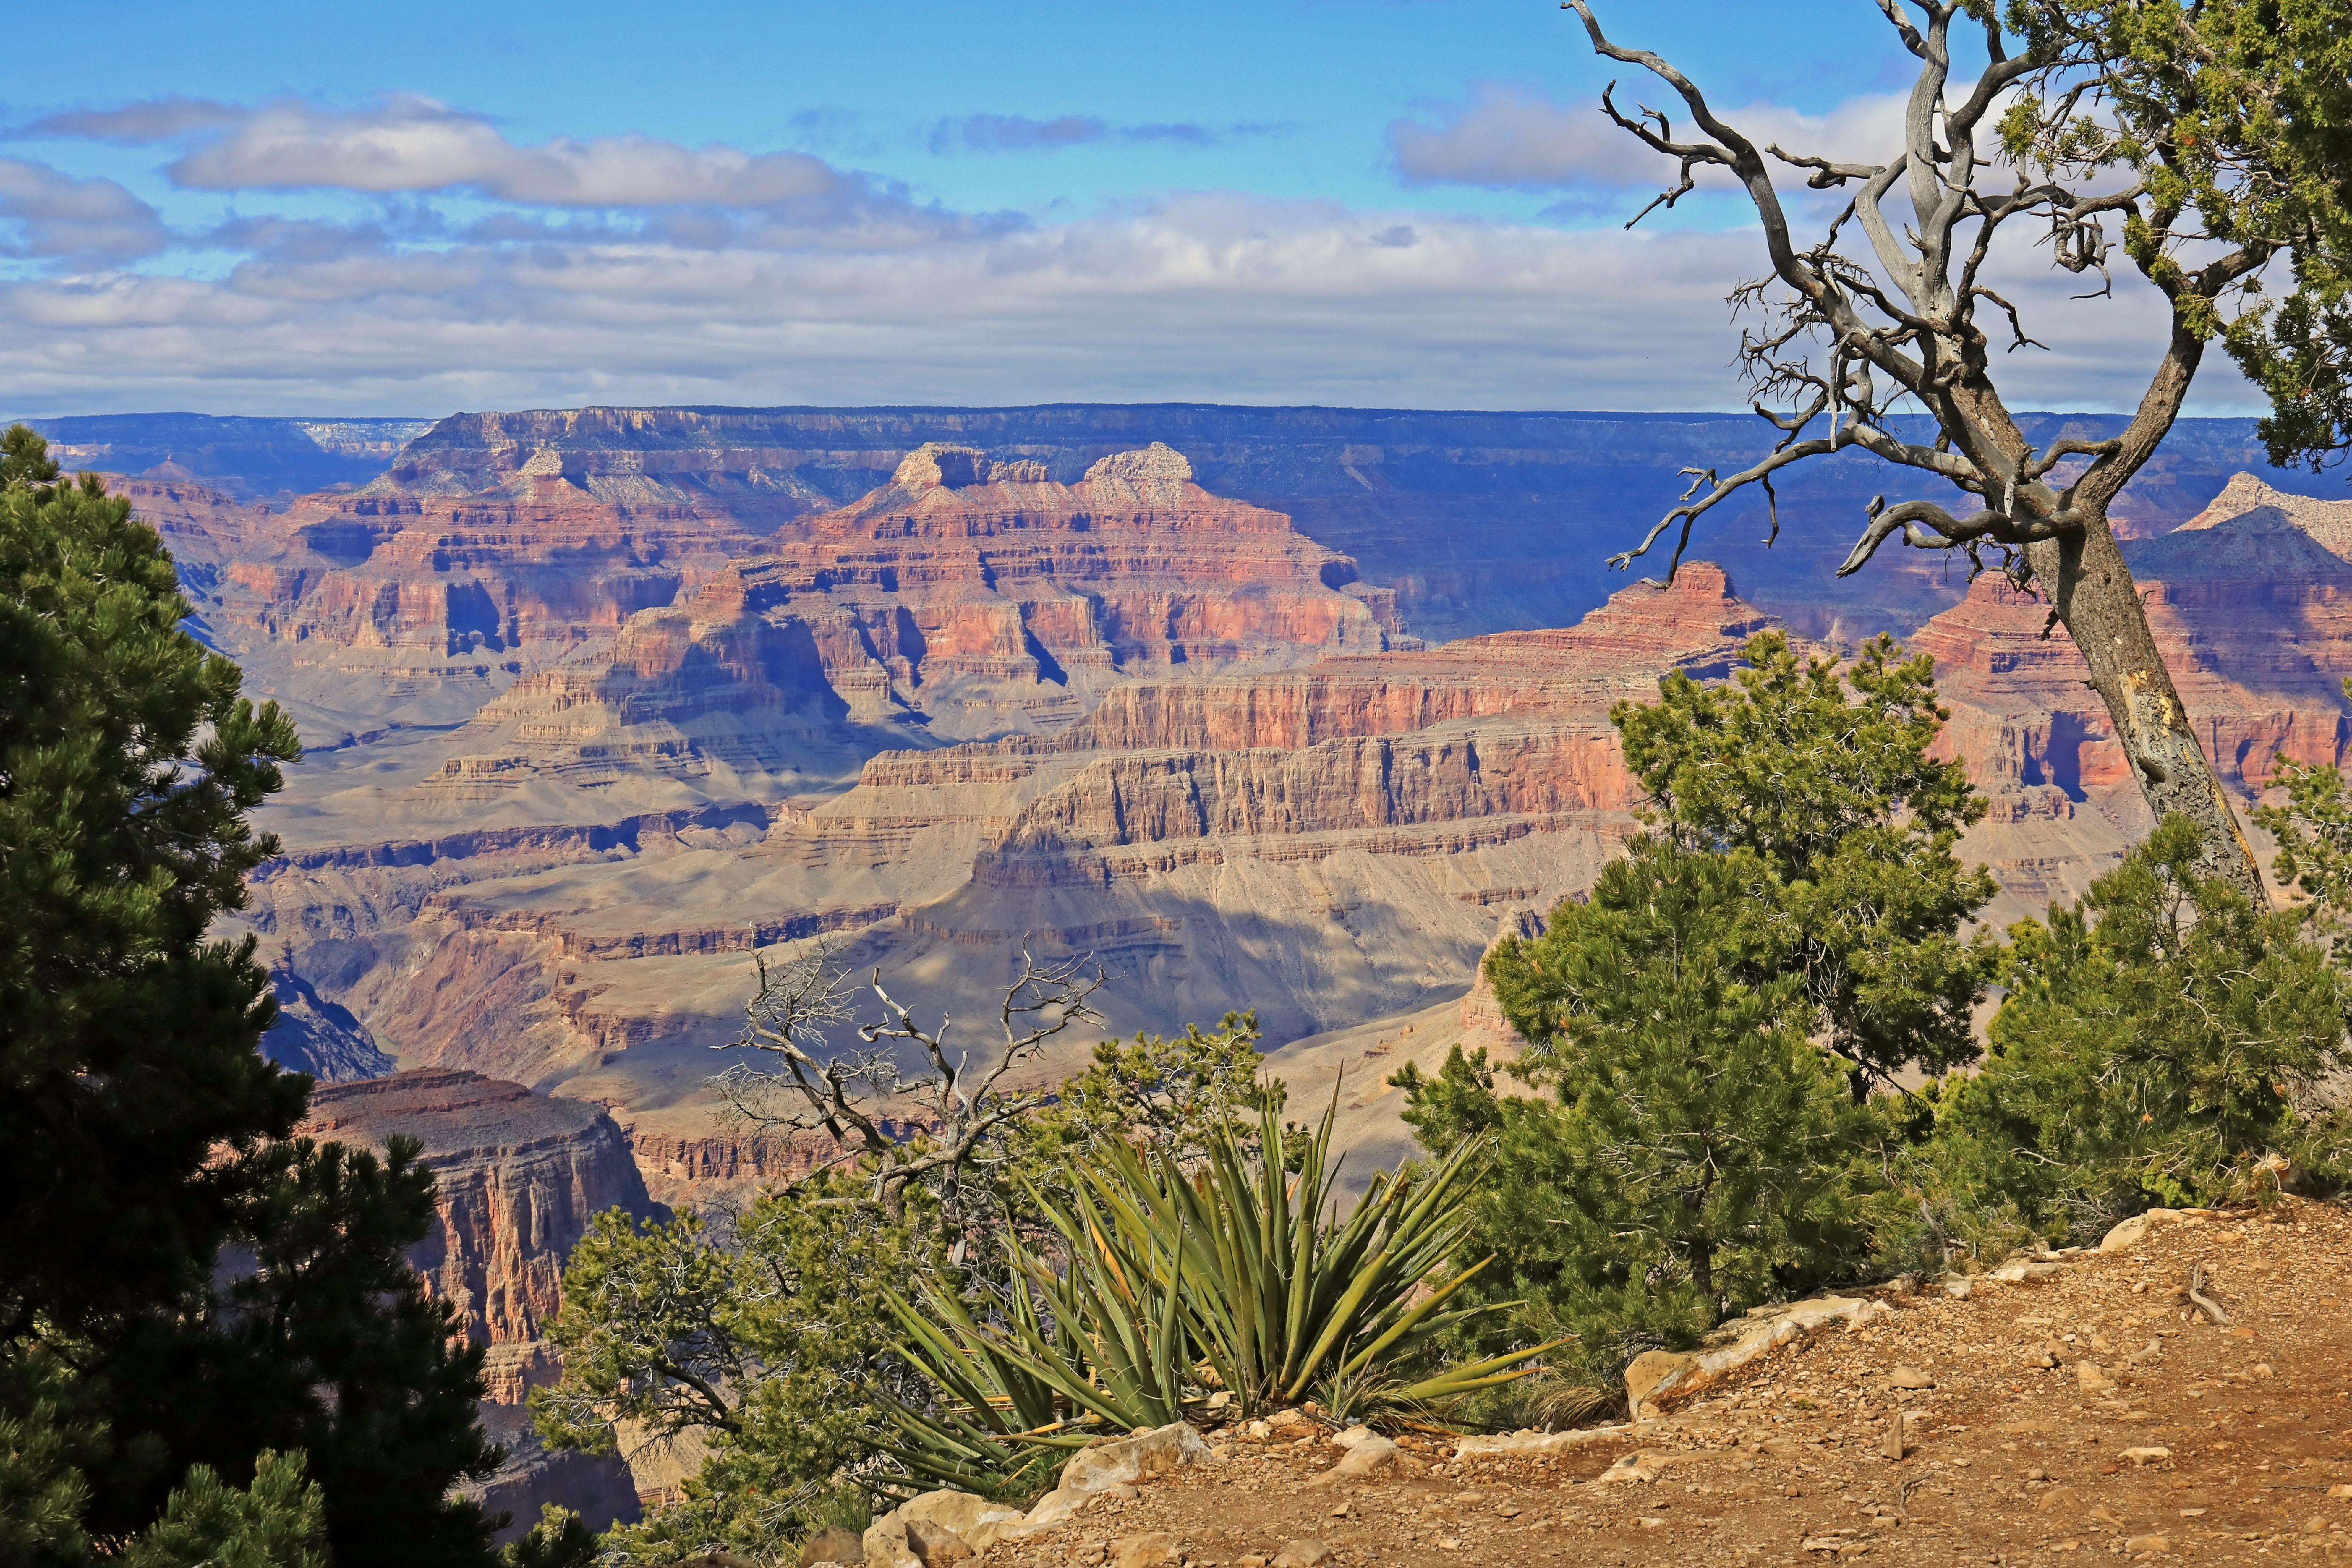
293 1071 653 1543
1062 561 1764 752
418 443 1403 801
297 1069 661 1345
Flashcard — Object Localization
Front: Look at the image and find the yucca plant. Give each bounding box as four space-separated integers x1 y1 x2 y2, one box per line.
1078 1092 1555 1415
870 1272 1105 1500
877 1094 1556 1493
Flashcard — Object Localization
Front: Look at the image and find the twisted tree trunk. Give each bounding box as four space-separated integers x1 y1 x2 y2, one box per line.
2024 511 2263 901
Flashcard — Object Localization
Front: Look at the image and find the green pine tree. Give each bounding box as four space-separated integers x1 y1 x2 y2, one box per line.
1400 844 1869 1371
1 435 305 1348
104 1137 505 1568
123 1451 328 1568
1396 630 1986 1378
1608 630 1998 1093
1938 816 2351 1234
0 427 503 1565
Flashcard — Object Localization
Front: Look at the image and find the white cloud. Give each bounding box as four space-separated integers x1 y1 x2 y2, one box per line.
0 89 2256 418
34 92 866 210
0 159 166 261
0 188 2249 418
1390 81 1909 194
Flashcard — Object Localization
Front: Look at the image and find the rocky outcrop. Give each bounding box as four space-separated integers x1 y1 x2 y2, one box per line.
2175 470 2352 560
297 1069 662 1344
1456 909 1546 1051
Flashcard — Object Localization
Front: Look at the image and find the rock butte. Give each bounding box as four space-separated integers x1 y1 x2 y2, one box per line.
419 441 1405 804
295 1068 658 1539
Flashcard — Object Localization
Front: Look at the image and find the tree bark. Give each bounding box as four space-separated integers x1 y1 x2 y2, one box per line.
2023 510 2264 901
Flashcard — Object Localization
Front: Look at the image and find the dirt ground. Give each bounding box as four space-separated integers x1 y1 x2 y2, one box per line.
982 1197 2352 1565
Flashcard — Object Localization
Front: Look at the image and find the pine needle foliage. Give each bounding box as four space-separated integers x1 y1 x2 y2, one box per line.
1937 815 2351 1233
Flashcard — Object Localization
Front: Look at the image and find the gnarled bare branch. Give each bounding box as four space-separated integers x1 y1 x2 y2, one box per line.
713 938 1105 1224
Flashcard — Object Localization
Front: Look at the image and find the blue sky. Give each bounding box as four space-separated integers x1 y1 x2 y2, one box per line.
0 1 2247 416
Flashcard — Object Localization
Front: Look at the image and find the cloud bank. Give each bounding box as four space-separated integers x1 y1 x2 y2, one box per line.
0 90 2253 417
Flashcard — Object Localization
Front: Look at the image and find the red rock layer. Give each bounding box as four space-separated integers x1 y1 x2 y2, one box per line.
141 465 756 712
298 1069 660 1345
429 444 1411 790
880 567 1773 939
1062 562 1766 752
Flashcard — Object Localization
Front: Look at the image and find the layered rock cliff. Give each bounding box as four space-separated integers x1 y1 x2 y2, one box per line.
293 1070 654 1538
297 1069 661 1344
154 467 760 732
418 443 1404 802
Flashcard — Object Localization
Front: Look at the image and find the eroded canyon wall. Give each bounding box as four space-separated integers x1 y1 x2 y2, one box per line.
95 404 2347 1219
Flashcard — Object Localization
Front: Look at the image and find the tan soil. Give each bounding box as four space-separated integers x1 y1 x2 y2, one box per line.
986 1198 2352 1565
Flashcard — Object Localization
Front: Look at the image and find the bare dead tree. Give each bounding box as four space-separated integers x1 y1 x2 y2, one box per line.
1563 0 2299 896
712 938 1107 1227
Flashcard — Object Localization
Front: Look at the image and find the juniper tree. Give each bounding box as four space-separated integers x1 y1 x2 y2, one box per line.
1398 628 1990 1366
1509 629 1997 1096
1399 844 1870 1367
1941 815 2351 1232
1565 0 2352 894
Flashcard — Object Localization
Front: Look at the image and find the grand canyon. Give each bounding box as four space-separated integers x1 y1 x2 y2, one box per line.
36 402 2352 1525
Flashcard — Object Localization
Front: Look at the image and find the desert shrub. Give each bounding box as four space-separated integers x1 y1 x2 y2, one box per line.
535 1174 909 1564
1932 815 2352 1237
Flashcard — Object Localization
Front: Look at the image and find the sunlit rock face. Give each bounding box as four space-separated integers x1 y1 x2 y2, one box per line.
296 1068 660 1346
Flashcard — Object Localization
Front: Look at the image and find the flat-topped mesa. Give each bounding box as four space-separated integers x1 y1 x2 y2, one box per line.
298 1069 661 1346
1037 561 1768 754
425 443 1410 795
741 440 1398 670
